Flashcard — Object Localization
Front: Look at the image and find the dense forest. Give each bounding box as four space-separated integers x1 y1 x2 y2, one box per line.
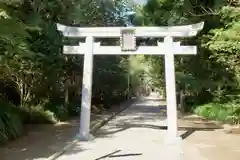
135 0 240 123
0 0 240 145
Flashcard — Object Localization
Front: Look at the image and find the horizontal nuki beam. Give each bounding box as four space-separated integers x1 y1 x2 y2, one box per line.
63 42 197 55
57 22 204 38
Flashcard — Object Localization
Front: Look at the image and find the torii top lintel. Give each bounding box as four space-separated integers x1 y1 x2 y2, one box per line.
56 22 204 38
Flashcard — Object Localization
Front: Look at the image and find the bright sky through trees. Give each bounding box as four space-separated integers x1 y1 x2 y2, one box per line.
134 0 147 5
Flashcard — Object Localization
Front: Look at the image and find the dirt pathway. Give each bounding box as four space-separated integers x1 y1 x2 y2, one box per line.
0 100 134 160
0 115 94 160
56 98 240 160
1 97 240 160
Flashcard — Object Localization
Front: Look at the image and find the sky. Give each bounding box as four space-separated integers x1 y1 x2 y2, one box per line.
134 0 147 5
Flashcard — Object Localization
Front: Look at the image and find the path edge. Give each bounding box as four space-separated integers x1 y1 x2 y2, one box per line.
47 98 137 160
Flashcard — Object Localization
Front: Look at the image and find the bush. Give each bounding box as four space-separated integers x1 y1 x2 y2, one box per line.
18 105 58 124
67 103 80 117
0 101 23 145
43 102 69 121
0 101 58 145
194 102 240 124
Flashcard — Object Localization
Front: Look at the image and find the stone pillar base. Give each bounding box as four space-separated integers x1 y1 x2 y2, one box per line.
76 133 95 141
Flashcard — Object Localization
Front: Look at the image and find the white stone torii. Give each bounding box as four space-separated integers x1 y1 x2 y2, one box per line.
57 22 204 143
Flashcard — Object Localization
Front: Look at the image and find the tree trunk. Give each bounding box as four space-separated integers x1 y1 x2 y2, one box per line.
179 90 185 113
64 79 69 106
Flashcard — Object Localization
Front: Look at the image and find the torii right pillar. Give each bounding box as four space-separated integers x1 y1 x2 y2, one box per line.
164 35 180 144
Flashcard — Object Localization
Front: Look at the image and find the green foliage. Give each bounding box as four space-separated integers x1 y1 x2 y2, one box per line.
0 100 58 145
194 102 240 124
136 0 240 106
0 0 133 106
142 0 189 25
18 105 57 124
2 0 240 146
194 103 232 122
131 0 240 124
203 7 240 89
0 101 23 145
43 103 69 121
0 0 136 145
66 103 80 117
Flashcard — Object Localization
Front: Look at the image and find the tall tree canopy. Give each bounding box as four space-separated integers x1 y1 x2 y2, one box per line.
1 0 240 145
131 0 240 108
0 0 137 144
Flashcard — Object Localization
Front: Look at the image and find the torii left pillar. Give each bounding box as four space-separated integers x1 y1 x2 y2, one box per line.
78 36 95 141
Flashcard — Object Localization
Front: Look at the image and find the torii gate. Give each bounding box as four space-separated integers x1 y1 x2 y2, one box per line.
57 22 204 143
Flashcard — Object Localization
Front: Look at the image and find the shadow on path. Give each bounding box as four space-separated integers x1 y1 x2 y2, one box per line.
94 99 223 141
95 150 143 160
56 98 227 159
95 122 222 139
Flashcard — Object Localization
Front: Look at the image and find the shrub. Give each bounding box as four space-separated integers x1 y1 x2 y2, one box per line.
194 102 240 124
0 101 23 145
67 103 80 117
19 105 58 124
0 101 58 145
43 102 69 121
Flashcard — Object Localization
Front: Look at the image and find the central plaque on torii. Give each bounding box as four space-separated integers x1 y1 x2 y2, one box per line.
120 28 136 51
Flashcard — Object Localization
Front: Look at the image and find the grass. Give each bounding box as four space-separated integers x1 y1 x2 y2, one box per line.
194 102 240 124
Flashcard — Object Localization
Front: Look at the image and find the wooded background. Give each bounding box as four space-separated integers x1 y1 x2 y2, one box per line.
0 0 240 145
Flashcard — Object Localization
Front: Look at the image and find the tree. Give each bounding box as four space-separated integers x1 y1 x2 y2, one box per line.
133 0 240 107
0 0 139 144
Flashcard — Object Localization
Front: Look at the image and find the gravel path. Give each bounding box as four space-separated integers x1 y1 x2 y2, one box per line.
57 97 240 160
57 98 183 160
2 96 240 160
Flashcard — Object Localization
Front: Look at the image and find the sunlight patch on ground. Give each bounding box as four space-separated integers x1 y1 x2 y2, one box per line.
134 102 165 107
54 122 72 126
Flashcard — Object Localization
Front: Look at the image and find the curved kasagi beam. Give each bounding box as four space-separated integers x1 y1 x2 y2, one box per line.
56 21 204 38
